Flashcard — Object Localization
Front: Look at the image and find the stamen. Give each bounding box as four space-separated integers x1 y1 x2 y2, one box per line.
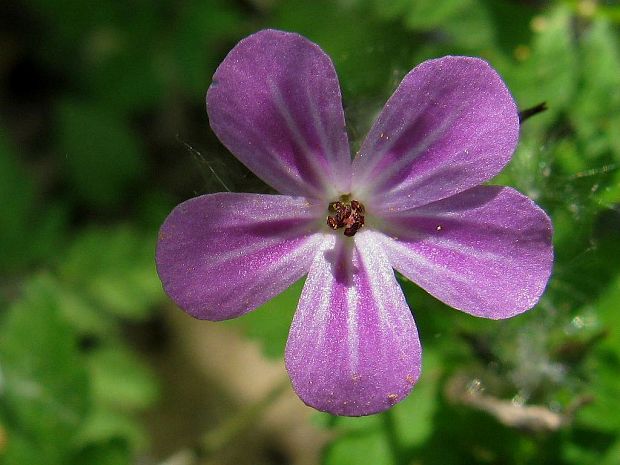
326 199 366 237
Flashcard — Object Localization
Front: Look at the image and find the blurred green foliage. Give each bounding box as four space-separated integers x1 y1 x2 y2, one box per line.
0 228 161 464
1 0 620 464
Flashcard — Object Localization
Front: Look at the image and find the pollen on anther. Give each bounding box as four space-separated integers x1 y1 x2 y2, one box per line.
326 198 366 237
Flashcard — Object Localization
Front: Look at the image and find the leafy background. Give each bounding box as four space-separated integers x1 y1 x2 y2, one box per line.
1 0 619 464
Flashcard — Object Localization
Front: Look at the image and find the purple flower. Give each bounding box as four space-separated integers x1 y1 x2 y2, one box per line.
156 29 553 416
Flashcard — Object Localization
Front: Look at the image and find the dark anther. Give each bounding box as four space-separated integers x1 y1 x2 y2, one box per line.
326 199 366 237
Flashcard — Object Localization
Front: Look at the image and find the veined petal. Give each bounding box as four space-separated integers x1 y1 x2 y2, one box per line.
376 186 553 319
156 193 323 320
207 29 352 200
285 231 422 416
351 56 519 212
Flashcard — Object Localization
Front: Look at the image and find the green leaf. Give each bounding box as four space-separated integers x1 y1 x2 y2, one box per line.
478 0 537 53
601 439 620 465
373 0 472 31
87 347 158 411
228 279 303 358
0 132 35 250
571 20 620 153
85 44 165 114
323 427 394 465
570 19 620 207
392 349 442 446
504 5 577 130
52 285 117 337
321 350 442 465
75 406 147 453
70 438 132 465
0 132 66 271
26 0 165 112
0 275 90 465
57 100 145 208
23 0 117 55
80 5 166 114
576 273 620 432
170 0 244 98
59 226 162 320
272 0 413 100
439 2 495 51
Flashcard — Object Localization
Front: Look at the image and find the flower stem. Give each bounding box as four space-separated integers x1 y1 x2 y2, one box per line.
157 381 288 465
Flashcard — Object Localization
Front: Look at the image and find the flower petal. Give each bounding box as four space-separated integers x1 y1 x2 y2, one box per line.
351 56 519 212
156 193 323 320
285 231 422 416
207 29 351 200
376 186 553 318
